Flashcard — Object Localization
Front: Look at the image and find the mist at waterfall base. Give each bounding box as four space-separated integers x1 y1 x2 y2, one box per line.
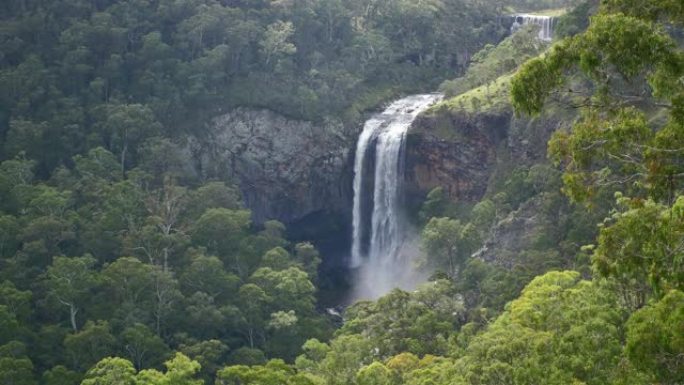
349 94 442 301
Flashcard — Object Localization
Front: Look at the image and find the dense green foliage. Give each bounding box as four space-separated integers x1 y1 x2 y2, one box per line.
0 1 512 381
0 0 508 177
553 0 598 38
273 1 684 385
0 145 334 384
3 0 684 384
506 0 584 12
511 0 684 305
439 25 549 98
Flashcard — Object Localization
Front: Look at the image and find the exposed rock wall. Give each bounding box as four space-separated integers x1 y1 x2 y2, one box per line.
188 108 354 224
404 110 510 208
405 102 576 269
404 102 569 207
186 98 567 238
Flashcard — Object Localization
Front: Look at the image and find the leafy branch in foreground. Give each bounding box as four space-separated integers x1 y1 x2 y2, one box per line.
510 4 684 307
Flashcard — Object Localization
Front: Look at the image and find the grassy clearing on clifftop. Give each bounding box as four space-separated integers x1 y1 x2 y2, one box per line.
431 74 513 115
439 25 549 98
516 8 569 16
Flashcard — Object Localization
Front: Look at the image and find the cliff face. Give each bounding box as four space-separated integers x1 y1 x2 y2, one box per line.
405 99 576 269
404 109 510 208
404 100 569 207
187 97 565 238
189 108 354 224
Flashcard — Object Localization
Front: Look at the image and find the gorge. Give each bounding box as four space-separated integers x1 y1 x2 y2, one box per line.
7 0 684 383
190 16 562 301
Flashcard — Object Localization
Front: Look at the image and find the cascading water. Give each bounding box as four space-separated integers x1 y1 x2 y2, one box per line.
350 94 442 299
511 14 554 41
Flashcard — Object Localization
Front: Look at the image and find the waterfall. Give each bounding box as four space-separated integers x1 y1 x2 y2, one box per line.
350 94 442 298
511 14 554 41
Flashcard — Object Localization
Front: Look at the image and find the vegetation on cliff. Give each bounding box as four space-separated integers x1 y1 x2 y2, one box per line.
0 0 511 177
439 25 550 99
2 0 684 384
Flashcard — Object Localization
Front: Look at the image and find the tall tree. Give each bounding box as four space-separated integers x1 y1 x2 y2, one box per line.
44 255 99 332
96 104 162 176
626 289 684 384
510 0 684 306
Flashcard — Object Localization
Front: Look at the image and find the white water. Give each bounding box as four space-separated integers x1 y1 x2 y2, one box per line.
512 14 554 41
350 94 442 298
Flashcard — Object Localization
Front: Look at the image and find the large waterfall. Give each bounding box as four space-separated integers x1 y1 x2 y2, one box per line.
511 14 554 41
350 94 441 299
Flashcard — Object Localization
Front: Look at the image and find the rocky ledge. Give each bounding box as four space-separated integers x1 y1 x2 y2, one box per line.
188 108 353 224
404 109 510 208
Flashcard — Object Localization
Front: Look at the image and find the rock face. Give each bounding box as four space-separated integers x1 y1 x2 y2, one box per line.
404 102 568 209
404 109 510 208
189 108 353 224
405 102 575 269
186 99 566 236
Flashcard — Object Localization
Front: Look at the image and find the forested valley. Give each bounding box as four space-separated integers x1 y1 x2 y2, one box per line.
1 0 683 384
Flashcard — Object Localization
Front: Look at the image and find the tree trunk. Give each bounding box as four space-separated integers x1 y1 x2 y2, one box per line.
121 142 128 178
69 305 79 332
156 308 161 336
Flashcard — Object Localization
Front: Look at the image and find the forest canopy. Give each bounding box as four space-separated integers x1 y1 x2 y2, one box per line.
2 0 684 384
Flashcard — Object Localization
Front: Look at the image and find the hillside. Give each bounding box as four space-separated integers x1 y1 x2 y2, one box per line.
2 0 684 384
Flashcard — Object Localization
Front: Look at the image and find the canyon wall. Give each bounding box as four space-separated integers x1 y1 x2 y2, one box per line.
188 108 354 224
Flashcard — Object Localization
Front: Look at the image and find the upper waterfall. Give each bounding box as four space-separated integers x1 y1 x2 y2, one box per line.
511 14 554 41
350 94 442 299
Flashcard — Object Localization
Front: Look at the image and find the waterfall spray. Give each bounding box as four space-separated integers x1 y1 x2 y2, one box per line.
350 94 442 299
